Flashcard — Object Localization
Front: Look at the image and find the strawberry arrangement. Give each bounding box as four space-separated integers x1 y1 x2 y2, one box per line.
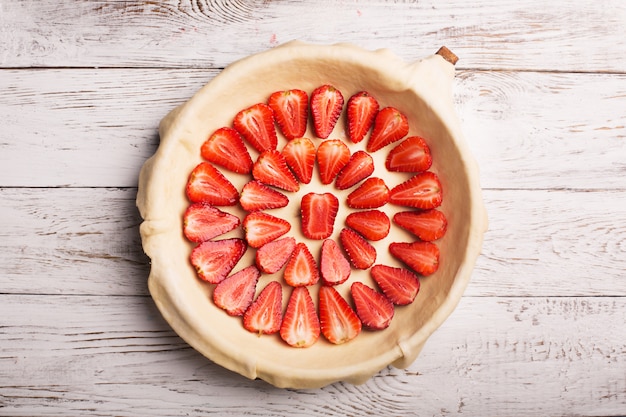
182 84 447 348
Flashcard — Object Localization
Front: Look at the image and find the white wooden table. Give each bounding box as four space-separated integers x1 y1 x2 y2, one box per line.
1 1 625 415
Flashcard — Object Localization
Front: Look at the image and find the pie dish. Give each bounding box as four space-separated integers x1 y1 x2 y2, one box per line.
136 41 487 388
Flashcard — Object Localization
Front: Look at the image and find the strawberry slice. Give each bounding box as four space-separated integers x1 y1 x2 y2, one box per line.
300 192 339 240
190 238 247 284
213 265 260 316
200 127 253 174
345 210 390 241
186 162 238 206
393 209 448 241
350 281 395 330
385 136 432 173
280 286 320 348
340 228 376 270
183 202 240 243
252 149 299 192
389 241 440 276
389 171 443 210
366 107 409 153
268 89 308 140
335 150 374 190
317 139 350 185
282 137 316 184
319 286 362 344
243 281 283 335
255 236 296 274
346 177 390 209
233 103 277 153
346 91 379 144
239 180 289 212
310 84 344 139
370 264 420 306
242 211 291 248
284 243 319 287
320 239 351 286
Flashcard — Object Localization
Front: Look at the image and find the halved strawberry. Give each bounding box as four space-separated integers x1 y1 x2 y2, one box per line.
310 84 344 139
243 281 283 335
346 91 379 144
345 210 390 241
370 264 420 306
300 192 339 240
284 243 319 287
200 127 253 174
213 265 260 316
281 137 315 184
252 150 299 192
242 211 291 248
389 241 440 276
186 162 238 206
350 281 395 330
183 202 240 243
233 103 277 153
389 171 443 210
385 136 432 173
255 236 296 274
268 89 308 140
335 150 374 190
190 238 247 284
317 139 350 185
319 239 351 286
393 209 447 241
280 286 320 348
346 177 390 209
340 228 376 270
239 180 289 212
319 286 362 344
366 107 409 153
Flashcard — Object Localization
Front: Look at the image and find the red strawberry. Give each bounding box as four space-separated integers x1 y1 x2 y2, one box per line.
200 127 253 174
255 236 296 274
190 238 246 284
310 84 344 139
243 281 283 335
284 243 319 287
300 192 339 240
317 139 350 185
280 286 320 348
186 162 238 206
213 265 260 316
345 210 390 241
242 211 291 248
366 107 409 153
389 171 443 210
252 150 299 192
370 264 420 306
385 136 432 173
281 137 315 184
393 209 447 241
268 89 308 140
335 150 374 190
389 241 440 276
346 91 379 144
340 228 376 270
319 286 362 344
350 281 395 330
183 202 240 243
239 180 289 212
233 103 277 153
319 239 351 286
346 177 390 209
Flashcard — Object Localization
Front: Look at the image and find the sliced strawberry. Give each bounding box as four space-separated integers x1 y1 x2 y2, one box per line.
346 91 379 144
389 241 440 276
346 177 390 209
370 264 420 306
393 209 448 241
213 265 260 316
350 281 394 330
366 107 409 153
319 286 362 344
252 150 299 192
190 238 246 284
317 139 350 185
243 281 283 335
200 127 253 174
389 171 443 210
345 209 390 241
335 150 374 190
255 236 296 274
233 103 277 153
242 211 291 248
183 202 240 243
239 180 289 212
319 239 351 286
284 243 319 287
186 162 238 206
280 286 320 348
340 228 376 270
385 136 432 173
300 192 339 240
310 84 344 139
268 89 308 140
281 137 315 184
